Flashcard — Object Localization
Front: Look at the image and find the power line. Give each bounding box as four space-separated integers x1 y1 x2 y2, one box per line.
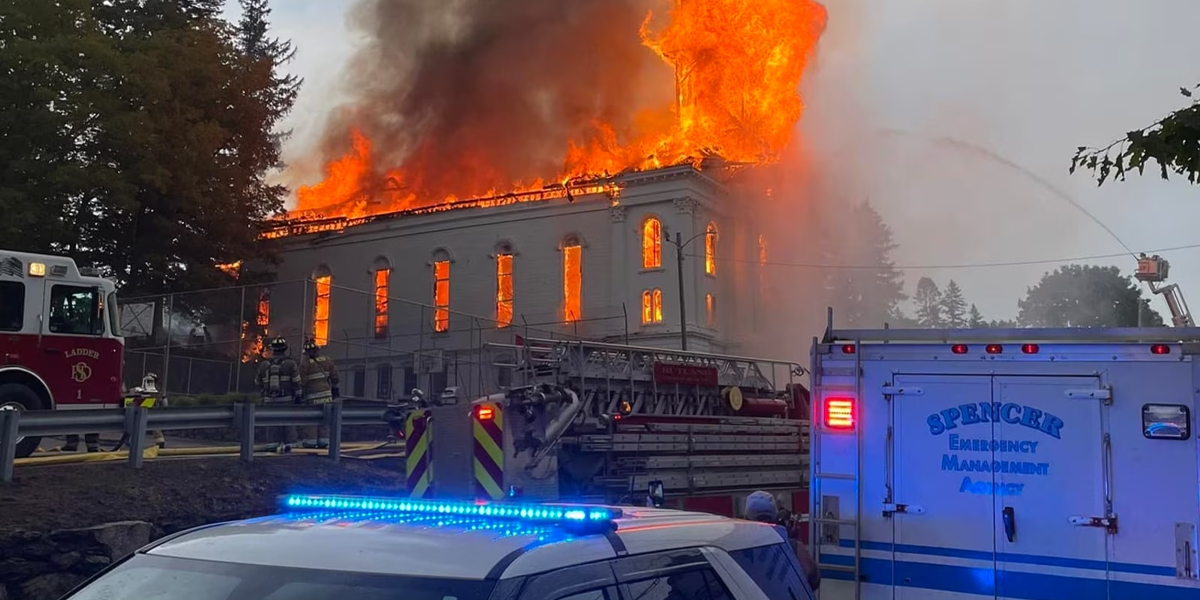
684 241 1200 271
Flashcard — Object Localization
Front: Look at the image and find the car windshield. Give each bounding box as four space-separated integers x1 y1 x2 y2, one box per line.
68 554 495 600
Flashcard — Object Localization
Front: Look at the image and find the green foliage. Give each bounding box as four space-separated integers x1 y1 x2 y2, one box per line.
967 303 985 328
825 202 908 327
941 280 968 328
0 0 298 298
1017 264 1164 328
913 277 943 328
1071 83 1200 185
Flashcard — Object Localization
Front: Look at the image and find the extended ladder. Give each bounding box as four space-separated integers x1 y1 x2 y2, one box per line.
808 328 864 600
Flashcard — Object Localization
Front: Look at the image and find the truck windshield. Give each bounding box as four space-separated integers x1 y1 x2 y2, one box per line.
67 554 496 600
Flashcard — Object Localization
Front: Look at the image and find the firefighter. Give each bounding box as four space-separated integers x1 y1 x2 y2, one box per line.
255 337 302 449
63 433 100 453
298 338 339 449
744 490 821 592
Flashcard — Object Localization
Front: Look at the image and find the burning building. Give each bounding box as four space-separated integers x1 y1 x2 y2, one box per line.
254 0 828 399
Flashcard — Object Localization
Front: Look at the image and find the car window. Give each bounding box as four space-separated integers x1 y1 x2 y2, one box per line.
728 543 812 600
0 281 24 332
49 284 103 335
556 590 612 600
626 568 732 600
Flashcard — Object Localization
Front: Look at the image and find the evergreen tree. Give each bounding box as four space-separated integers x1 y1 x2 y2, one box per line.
825 202 908 327
941 280 968 328
967 304 985 328
913 277 943 328
1018 265 1164 327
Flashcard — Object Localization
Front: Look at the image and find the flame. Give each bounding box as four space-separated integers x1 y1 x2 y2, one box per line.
286 0 826 226
217 261 242 278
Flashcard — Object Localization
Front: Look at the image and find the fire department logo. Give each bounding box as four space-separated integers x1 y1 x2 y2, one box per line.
71 362 92 383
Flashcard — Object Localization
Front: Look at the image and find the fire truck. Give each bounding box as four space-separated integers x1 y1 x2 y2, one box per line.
0 250 124 457
387 337 813 522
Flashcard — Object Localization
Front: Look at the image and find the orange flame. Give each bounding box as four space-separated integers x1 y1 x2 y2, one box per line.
289 0 827 223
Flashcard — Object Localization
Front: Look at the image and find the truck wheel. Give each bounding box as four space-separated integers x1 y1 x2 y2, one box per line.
0 383 43 459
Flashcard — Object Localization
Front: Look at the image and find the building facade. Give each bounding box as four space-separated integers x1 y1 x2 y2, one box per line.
261 165 767 401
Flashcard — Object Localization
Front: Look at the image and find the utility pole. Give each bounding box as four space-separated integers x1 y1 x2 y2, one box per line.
667 229 714 352
676 232 688 351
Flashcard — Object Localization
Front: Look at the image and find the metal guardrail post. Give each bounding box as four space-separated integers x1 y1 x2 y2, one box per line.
127 405 149 468
0 410 20 483
236 402 256 463
327 401 343 462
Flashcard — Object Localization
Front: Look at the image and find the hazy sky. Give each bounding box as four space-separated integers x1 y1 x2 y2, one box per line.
234 0 1200 321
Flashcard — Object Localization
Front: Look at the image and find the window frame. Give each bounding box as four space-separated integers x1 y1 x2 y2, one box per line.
563 239 582 323
376 363 392 400
432 260 450 333
704 222 718 276
374 267 390 339
496 253 514 329
312 273 332 346
0 280 26 332
642 217 663 270
724 542 815 600
47 284 104 337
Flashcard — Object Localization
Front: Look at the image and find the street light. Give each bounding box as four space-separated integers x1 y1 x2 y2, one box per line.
666 229 715 351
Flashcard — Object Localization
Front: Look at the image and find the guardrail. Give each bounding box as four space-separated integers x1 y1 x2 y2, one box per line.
0 401 389 482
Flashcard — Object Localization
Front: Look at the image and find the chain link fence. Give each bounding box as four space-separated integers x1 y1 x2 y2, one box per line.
119 279 630 401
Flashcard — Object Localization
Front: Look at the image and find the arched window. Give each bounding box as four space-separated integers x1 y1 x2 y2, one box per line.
706 293 716 327
312 266 332 346
642 217 662 269
496 243 513 329
431 250 450 333
376 363 392 400
373 257 391 338
641 289 663 324
705 222 718 276
563 236 582 323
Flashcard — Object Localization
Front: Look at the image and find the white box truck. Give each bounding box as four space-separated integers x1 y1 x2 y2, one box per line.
808 315 1199 600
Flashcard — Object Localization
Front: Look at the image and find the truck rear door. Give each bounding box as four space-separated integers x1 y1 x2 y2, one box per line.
991 375 1108 600
891 373 1109 599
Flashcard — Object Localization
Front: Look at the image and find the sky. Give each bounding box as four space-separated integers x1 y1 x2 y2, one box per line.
230 0 1200 322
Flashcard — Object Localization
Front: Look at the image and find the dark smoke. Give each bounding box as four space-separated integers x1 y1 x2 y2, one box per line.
320 0 671 199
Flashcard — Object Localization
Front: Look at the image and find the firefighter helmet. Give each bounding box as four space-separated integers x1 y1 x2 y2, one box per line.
303 338 320 352
269 337 288 353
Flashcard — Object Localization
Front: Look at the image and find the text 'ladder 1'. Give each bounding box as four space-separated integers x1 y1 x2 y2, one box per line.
808 336 863 600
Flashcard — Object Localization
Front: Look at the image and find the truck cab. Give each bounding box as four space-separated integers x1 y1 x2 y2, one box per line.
0 250 124 457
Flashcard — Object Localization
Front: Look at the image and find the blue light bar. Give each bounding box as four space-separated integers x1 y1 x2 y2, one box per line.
281 494 623 526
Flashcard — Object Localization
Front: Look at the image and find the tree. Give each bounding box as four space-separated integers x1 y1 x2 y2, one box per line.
0 0 298 298
1017 264 1164 328
986 319 1018 329
941 280 968 328
913 277 943 328
967 304 985 328
824 202 908 327
1071 83 1200 185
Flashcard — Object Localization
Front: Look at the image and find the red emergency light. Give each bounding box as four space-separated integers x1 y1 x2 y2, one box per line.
951 344 969 354
475 405 495 421
985 344 1003 354
1021 344 1040 354
841 344 856 354
823 397 856 431
1150 344 1171 355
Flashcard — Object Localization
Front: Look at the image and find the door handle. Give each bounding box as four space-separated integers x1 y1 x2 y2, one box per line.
1002 506 1016 543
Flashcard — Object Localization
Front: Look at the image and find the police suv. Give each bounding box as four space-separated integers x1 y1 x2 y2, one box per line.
61 495 815 600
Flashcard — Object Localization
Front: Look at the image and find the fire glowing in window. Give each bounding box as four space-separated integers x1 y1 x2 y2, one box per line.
433 260 450 333
313 275 331 346
641 289 663 324
496 254 513 329
256 288 270 327
706 293 716 327
374 268 390 338
642 217 662 269
705 222 718 275
563 241 582 323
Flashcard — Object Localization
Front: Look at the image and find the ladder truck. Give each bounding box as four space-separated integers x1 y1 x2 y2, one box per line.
388 338 813 523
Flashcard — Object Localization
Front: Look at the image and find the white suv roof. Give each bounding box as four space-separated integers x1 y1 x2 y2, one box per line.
147 505 786 580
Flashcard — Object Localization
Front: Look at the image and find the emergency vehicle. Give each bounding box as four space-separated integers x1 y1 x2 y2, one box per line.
809 312 1200 600
389 337 812 521
63 494 816 600
0 250 124 457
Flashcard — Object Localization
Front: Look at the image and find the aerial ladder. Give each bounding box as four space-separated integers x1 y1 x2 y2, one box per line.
1135 254 1194 327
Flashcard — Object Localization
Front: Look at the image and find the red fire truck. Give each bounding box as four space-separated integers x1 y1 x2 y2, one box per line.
0 250 124 457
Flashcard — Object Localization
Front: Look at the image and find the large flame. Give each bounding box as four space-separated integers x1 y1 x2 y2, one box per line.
291 0 827 222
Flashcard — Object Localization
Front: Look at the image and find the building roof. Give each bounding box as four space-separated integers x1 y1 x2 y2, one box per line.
146 505 785 580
